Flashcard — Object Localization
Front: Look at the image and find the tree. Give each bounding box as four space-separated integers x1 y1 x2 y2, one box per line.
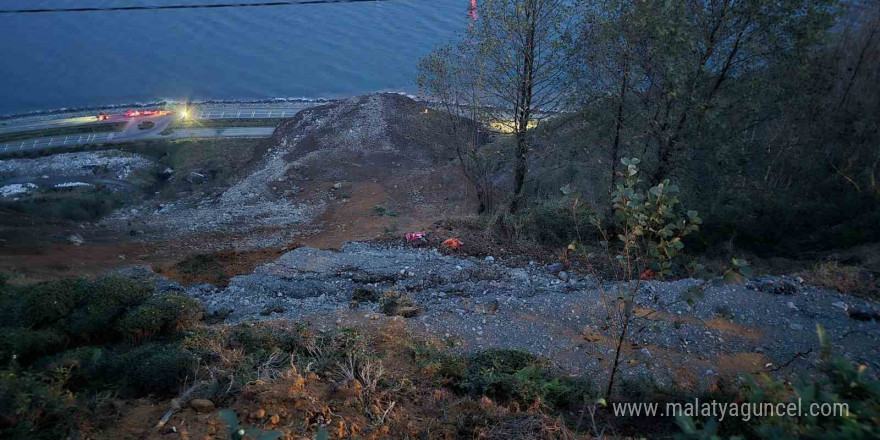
420 0 574 214
418 42 496 213
573 0 839 185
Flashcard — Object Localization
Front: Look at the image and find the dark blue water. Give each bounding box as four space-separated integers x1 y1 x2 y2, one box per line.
0 1 469 115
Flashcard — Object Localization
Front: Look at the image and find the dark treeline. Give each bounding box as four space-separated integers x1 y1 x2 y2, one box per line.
420 0 880 255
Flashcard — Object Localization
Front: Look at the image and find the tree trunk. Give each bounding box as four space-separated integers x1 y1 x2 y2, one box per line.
509 0 538 214
609 58 629 194
510 130 530 213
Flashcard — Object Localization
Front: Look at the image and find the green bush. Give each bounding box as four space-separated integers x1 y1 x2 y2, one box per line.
414 344 468 390
463 349 591 408
109 343 197 395
174 253 218 275
0 370 76 440
504 200 594 247
68 277 152 342
228 322 312 360
21 278 90 330
0 329 65 365
676 326 880 440
40 346 110 391
2 277 157 341
36 342 198 397
118 295 202 342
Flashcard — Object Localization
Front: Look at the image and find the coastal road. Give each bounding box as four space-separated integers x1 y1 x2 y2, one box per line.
0 106 297 155
0 115 116 136
0 124 275 155
0 107 303 136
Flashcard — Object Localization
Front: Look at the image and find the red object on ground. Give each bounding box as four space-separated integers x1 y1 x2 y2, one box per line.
405 232 427 242
639 269 655 280
442 238 462 250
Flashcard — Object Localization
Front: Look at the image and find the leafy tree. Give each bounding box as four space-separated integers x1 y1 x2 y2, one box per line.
420 0 575 213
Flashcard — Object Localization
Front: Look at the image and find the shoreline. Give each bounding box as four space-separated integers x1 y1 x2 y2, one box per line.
0 97 340 122
0 91 423 121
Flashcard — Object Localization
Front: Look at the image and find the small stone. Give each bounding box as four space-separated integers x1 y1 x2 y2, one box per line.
485 256 495 262
333 182 343 189
67 234 85 245
831 301 847 310
189 399 215 414
546 263 564 274
558 271 569 281
789 323 803 331
787 301 798 311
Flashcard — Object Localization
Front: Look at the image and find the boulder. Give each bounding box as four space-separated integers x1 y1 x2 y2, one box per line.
189 399 216 414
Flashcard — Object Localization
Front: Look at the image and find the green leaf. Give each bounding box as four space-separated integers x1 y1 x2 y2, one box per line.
723 271 745 285
316 426 330 440
219 409 240 432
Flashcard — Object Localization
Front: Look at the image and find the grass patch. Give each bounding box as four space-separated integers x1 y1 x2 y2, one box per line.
801 261 878 299
0 189 125 222
371 204 397 217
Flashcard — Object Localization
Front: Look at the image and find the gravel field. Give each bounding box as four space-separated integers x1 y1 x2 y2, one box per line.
117 241 880 390
0 150 155 181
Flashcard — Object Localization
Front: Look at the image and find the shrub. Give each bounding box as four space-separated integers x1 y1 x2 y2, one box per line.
676 326 880 440
109 343 197 395
413 343 468 391
0 329 65 365
802 261 877 299
41 346 110 391
228 322 312 359
118 295 203 342
352 286 380 302
379 290 422 317
20 278 90 330
259 303 286 316
0 370 77 440
174 253 218 275
68 277 152 342
463 349 591 408
503 200 594 247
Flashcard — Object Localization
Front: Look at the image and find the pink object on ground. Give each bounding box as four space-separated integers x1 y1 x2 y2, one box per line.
405 232 427 242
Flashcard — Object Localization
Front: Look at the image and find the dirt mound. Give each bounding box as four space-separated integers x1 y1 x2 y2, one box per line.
95 93 472 249
267 93 452 182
